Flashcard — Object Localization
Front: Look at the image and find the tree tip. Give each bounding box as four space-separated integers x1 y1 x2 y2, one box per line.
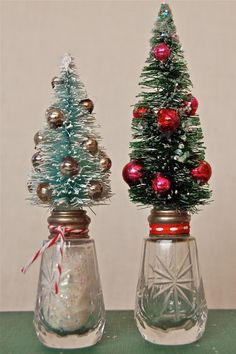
160 2 170 9
61 53 74 71
159 3 172 17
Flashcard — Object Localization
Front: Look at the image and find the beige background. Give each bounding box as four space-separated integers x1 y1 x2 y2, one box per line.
1 0 236 311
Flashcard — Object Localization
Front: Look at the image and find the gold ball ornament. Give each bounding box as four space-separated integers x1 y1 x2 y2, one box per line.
32 151 43 169
34 131 43 146
88 181 103 199
100 157 112 171
85 138 98 154
60 157 80 177
37 183 51 203
80 99 94 114
46 107 65 128
51 76 61 89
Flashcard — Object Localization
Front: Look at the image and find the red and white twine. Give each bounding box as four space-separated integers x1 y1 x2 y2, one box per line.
21 225 88 294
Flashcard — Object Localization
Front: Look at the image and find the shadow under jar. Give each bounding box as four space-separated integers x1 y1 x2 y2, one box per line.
33 210 105 349
135 209 208 345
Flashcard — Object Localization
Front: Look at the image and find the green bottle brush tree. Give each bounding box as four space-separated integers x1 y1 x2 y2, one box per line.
29 53 112 209
122 3 212 213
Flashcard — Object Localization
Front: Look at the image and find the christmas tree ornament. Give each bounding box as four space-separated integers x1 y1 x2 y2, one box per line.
51 76 61 89
34 131 43 146
184 94 199 115
79 98 94 113
191 160 212 183
100 157 112 171
32 151 43 169
36 182 51 202
27 181 33 193
153 43 171 61
157 108 179 134
152 173 171 194
60 156 80 177
88 181 103 199
122 160 144 186
46 107 65 128
85 138 98 154
22 54 111 349
133 106 151 119
160 31 168 38
123 4 212 346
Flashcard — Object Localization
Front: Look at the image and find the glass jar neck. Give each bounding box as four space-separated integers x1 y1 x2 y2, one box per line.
148 209 191 237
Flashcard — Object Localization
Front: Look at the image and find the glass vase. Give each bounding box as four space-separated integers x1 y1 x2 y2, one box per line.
135 209 208 345
33 210 105 349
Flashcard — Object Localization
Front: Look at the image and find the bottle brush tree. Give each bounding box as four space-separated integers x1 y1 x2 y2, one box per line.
28 53 112 209
123 3 212 213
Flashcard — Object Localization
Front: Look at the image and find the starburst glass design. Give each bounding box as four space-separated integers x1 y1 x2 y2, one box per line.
39 246 57 317
148 250 195 320
135 237 208 344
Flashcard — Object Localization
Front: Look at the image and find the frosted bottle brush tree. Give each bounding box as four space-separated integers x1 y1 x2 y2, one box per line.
29 53 111 208
123 4 212 345
24 54 111 349
123 4 212 213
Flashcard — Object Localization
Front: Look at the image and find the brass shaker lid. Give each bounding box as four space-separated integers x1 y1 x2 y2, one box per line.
148 209 191 225
148 209 191 236
48 209 90 239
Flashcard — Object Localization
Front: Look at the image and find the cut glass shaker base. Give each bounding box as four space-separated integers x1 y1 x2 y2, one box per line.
135 237 208 345
33 238 105 349
34 317 105 349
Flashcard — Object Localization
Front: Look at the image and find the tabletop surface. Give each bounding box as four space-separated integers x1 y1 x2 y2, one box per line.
0 310 236 354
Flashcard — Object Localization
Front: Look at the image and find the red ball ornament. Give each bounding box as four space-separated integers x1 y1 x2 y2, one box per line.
122 161 144 186
157 108 179 135
133 106 150 119
184 94 198 115
152 173 171 194
153 43 171 61
191 161 212 183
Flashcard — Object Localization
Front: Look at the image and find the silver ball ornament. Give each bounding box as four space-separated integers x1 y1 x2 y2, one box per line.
85 138 98 154
51 76 61 89
32 151 43 169
27 181 33 193
34 131 43 146
37 183 51 203
100 157 112 171
88 181 103 199
46 107 65 128
60 157 80 177
80 99 94 113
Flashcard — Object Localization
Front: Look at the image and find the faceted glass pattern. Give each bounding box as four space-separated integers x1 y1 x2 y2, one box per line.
135 237 208 345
